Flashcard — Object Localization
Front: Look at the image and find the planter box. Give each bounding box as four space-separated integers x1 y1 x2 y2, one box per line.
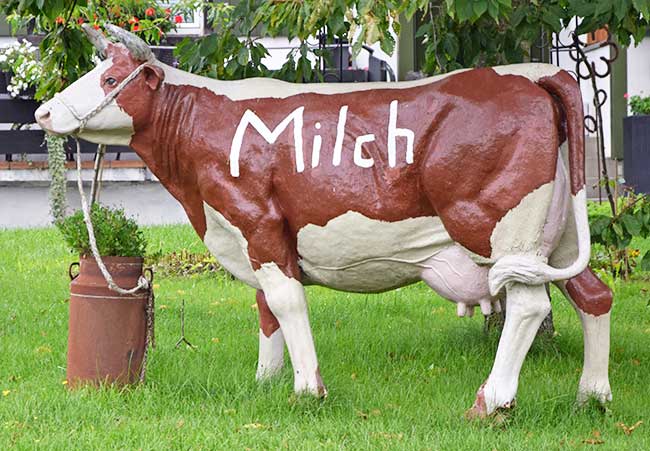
623 115 650 194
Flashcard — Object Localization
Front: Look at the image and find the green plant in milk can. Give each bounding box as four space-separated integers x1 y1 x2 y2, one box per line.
57 204 147 258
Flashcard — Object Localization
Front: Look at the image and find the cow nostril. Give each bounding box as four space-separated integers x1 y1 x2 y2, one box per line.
36 109 51 121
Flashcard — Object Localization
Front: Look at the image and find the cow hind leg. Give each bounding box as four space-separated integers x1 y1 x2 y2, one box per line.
549 203 612 405
555 268 612 404
255 290 285 380
467 282 551 418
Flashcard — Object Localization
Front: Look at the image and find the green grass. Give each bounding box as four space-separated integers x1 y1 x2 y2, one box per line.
1 225 649 450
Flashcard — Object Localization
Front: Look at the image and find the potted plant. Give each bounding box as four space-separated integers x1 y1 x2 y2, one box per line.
57 204 154 387
623 93 650 194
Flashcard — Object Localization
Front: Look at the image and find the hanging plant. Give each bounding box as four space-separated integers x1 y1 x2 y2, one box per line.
46 134 67 223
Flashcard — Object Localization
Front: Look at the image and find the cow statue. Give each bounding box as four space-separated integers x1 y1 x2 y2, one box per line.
35 24 613 417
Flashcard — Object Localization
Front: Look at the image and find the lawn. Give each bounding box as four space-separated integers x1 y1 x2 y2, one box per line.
1 225 649 450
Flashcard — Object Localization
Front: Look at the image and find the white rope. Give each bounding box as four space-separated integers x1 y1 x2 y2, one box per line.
75 138 149 295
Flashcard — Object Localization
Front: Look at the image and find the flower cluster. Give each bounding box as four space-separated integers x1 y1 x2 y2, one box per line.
0 40 42 98
51 2 186 44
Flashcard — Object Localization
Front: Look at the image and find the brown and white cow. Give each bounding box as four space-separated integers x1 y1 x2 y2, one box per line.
36 24 613 417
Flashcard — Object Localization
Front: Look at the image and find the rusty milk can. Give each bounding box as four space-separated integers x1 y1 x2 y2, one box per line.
67 256 153 387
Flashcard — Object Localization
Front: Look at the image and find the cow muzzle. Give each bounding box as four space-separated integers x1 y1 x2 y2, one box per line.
35 98 81 136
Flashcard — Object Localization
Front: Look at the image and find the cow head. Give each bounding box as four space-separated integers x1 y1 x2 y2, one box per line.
35 24 165 146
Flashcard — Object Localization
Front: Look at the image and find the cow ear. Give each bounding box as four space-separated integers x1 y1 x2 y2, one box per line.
142 64 165 90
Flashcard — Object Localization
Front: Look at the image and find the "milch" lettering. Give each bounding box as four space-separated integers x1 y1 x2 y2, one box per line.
229 100 414 177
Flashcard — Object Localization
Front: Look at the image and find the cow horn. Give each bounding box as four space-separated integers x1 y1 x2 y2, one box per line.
81 23 109 57
104 23 154 62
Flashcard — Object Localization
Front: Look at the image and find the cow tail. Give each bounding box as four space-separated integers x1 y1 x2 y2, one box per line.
488 69 590 295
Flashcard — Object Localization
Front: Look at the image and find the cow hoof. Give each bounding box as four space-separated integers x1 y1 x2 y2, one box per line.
465 384 516 421
256 365 283 381
294 368 327 398
465 386 488 420
577 380 612 408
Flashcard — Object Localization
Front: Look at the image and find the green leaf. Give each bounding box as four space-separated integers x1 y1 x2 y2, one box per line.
442 33 459 59
621 214 642 236
641 251 650 272
237 46 249 66
199 34 219 57
473 0 488 18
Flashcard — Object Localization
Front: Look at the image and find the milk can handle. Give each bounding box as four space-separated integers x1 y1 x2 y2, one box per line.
69 262 80 281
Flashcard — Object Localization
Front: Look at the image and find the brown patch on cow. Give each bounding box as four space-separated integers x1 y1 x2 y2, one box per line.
565 267 612 316
422 69 560 256
255 290 281 337
465 382 488 420
103 44 581 268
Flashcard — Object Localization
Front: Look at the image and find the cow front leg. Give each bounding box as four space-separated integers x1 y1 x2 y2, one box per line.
467 282 551 418
255 262 326 396
256 290 285 380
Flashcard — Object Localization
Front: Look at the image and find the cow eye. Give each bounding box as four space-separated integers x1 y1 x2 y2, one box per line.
105 77 117 87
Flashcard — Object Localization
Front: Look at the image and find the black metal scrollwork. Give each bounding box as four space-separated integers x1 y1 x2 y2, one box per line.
550 22 619 212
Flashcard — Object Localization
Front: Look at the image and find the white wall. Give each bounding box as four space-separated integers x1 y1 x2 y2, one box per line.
626 35 650 111
258 35 398 80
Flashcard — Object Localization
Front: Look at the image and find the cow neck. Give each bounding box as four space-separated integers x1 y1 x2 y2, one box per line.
127 83 210 236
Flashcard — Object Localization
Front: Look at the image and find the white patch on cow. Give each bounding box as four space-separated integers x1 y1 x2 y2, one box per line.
576 310 612 403
491 63 561 82
481 282 551 414
256 328 285 380
297 211 454 292
488 188 591 295
557 287 612 404
157 61 560 101
202 202 259 289
255 262 323 395
35 58 134 145
230 107 304 177
490 181 555 261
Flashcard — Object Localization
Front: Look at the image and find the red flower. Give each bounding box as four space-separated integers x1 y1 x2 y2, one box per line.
164 8 171 16
93 24 100 30
174 15 183 24
145 7 155 17
133 24 140 31
55 16 64 25
128 16 139 25
77 17 84 25
624 93 629 99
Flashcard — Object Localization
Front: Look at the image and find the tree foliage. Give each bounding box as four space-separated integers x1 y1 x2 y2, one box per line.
2 0 648 89
417 0 650 75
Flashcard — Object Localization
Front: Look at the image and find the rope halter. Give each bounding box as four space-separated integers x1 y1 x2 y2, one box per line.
55 61 150 135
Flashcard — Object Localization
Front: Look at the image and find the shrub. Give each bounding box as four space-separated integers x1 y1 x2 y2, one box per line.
627 93 650 116
56 204 147 257
589 192 650 279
